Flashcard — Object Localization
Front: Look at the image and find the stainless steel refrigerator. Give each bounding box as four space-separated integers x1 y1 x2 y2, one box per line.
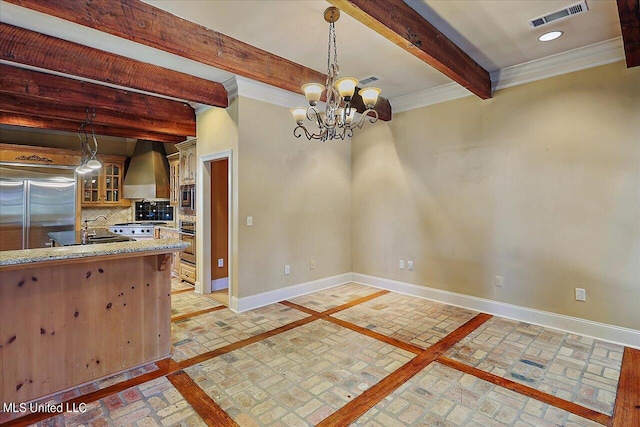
0 164 76 251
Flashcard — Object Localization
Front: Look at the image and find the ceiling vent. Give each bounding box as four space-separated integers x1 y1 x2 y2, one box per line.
359 75 381 86
529 1 589 28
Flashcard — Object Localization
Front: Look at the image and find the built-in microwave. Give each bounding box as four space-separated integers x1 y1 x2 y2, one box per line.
180 184 195 215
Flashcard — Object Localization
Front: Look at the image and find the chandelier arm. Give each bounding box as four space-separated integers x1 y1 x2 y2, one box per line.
294 124 330 141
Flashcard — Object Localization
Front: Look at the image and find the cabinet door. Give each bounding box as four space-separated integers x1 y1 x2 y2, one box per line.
81 171 101 204
169 160 179 207
103 163 122 203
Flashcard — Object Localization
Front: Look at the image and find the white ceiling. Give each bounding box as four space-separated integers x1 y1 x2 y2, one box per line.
141 0 623 99
1 0 625 103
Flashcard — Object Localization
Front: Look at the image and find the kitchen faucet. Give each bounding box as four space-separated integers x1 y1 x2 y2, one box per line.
82 215 107 244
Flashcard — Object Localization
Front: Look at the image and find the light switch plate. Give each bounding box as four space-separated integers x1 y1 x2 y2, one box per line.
218 258 224 268
247 216 253 226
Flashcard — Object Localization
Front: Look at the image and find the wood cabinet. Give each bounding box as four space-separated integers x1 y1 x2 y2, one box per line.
176 139 196 185
80 154 129 207
156 227 181 277
167 153 180 208
180 261 196 285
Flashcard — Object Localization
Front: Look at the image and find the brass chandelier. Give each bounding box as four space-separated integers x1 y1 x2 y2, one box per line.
290 7 381 142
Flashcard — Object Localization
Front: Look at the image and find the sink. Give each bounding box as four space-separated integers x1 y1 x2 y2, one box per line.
86 235 133 244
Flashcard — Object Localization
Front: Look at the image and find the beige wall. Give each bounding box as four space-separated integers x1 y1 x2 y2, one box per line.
236 97 352 298
197 96 352 299
352 62 640 329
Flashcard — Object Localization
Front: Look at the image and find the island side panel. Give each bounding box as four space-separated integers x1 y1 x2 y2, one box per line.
0 253 171 404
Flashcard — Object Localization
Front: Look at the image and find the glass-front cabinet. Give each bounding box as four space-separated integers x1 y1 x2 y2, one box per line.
80 155 129 207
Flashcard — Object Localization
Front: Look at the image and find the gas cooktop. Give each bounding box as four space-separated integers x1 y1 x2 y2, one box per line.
112 222 167 226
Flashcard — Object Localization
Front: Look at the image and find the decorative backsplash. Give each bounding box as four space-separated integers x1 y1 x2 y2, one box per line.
82 206 133 227
135 201 174 222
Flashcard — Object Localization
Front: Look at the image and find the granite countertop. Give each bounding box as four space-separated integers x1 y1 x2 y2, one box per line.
0 239 189 267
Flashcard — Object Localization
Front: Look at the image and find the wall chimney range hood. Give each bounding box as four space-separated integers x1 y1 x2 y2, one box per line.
123 140 170 200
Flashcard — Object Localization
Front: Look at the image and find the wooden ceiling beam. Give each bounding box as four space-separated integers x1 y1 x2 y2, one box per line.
0 92 194 139
2 0 392 121
0 64 195 137
616 0 640 67
0 112 185 143
0 23 228 108
327 0 492 99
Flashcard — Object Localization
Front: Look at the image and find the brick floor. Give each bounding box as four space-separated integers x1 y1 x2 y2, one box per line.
288 283 384 312
171 303 309 362
26 378 204 427
184 319 415 426
444 316 624 415
353 362 603 427
333 292 477 348
171 290 222 318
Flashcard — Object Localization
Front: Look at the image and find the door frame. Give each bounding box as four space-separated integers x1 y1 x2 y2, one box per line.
197 150 232 303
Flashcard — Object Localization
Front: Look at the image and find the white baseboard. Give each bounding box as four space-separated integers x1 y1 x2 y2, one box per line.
230 273 352 313
211 277 229 291
352 273 640 349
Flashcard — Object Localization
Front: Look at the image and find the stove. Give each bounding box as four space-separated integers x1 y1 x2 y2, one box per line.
109 222 166 240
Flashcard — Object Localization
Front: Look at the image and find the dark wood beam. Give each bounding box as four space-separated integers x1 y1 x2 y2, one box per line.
0 112 184 143
327 0 492 99
0 64 195 137
0 23 228 108
617 0 640 67
3 0 392 121
0 92 194 138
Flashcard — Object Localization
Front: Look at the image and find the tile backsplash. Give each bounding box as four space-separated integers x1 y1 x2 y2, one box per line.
81 206 133 227
135 201 174 222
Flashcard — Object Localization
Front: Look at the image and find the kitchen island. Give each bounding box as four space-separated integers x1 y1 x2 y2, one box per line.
0 238 188 405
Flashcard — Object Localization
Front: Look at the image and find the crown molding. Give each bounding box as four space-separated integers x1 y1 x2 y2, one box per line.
492 37 624 91
233 76 306 109
390 83 472 114
391 37 625 114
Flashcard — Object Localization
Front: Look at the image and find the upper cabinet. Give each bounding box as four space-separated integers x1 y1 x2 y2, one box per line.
167 152 180 207
80 154 129 207
176 139 196 186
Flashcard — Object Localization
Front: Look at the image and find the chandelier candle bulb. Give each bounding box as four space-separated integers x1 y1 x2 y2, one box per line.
335 77 359 100
359 87 381 108
290 107 308 125
346 108 356 124
302 83 325 105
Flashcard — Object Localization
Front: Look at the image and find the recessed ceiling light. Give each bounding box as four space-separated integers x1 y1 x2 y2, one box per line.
538 30 563 42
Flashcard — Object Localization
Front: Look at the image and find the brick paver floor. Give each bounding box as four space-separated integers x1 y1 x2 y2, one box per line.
444 316 624 415
353 362 602 427
185 319 415 426
333 292 478 349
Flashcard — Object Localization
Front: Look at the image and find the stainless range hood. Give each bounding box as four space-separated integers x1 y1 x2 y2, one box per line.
123 141 170 200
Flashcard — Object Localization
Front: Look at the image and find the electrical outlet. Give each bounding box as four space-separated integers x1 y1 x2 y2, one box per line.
399 260 405 270
495 276 504 287
575 288 586 302
407 261 414 271
284 264 290 275
246 216 253 226
217 258 224 268
310 260 316 270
